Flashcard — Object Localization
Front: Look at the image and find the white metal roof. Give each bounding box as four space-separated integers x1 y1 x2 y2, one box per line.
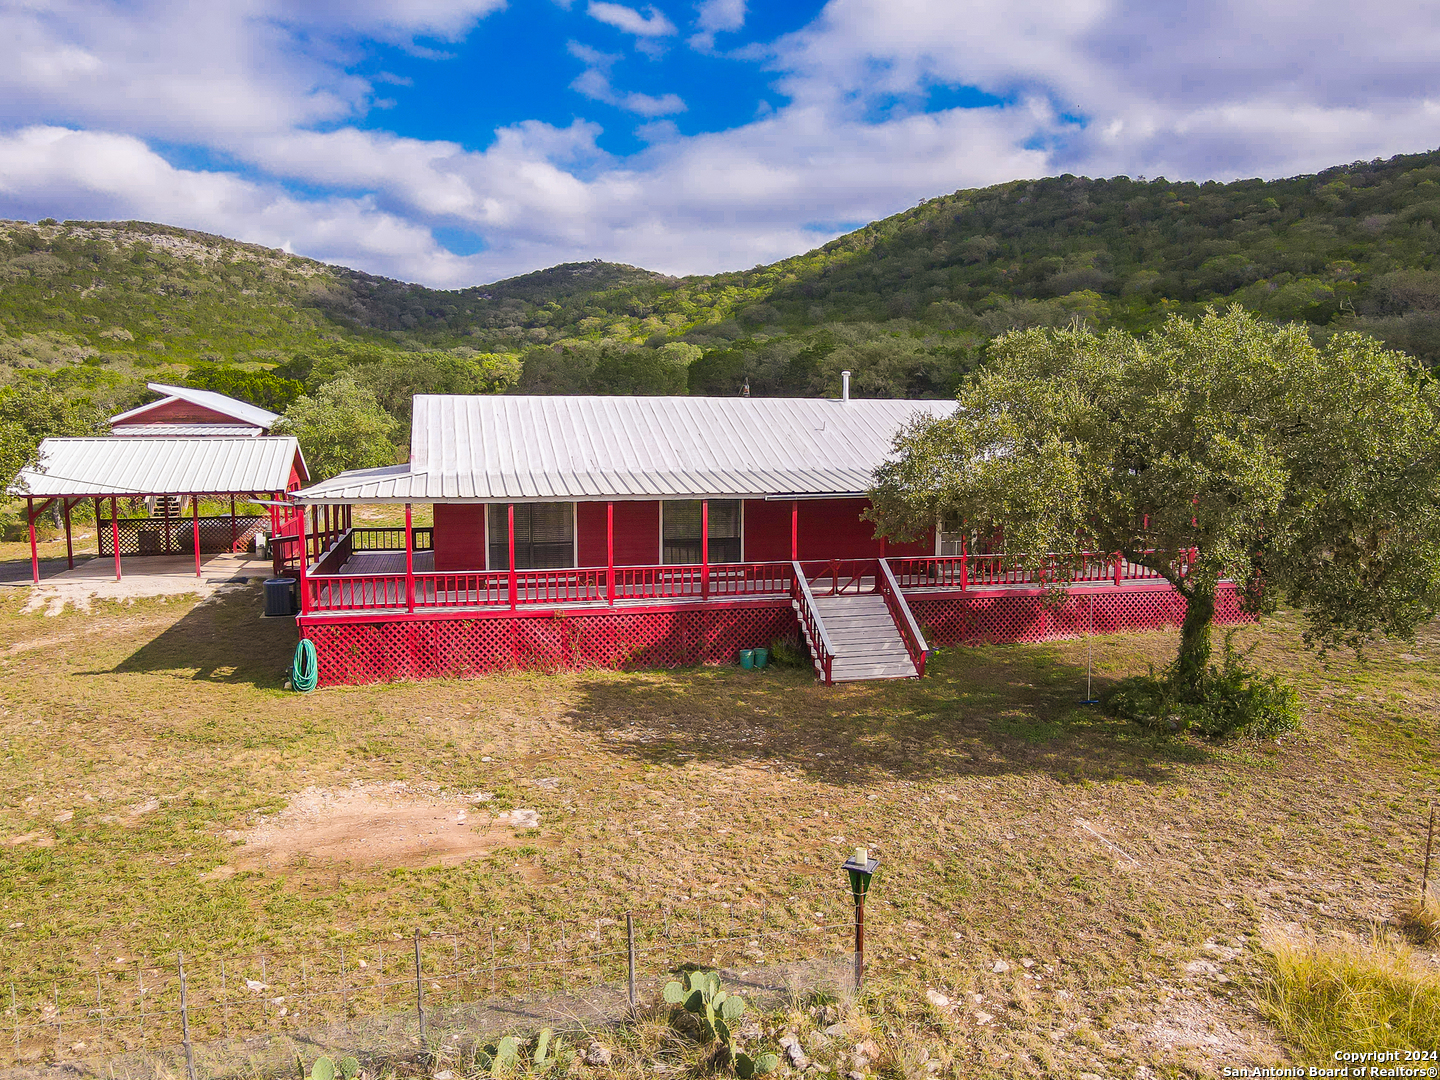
295 395 954 503
8 437 306 497
109 423 266 438
109 382 280 430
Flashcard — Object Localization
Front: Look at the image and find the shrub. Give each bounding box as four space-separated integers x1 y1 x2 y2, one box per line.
768 636 808 669
1106 632 1300 739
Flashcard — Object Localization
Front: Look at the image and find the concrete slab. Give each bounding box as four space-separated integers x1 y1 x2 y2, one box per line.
20 553 275 615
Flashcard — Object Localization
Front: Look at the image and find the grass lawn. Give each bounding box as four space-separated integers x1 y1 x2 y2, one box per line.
0 579 1437 1077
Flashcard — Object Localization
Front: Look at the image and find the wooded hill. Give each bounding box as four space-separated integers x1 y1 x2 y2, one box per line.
4 146 1440 422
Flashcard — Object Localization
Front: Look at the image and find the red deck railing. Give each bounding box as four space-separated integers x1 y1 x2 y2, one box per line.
301 550 1198 616
303 559 796 614
888 551 1191 590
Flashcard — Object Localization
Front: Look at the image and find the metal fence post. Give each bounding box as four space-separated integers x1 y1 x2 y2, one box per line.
178 952 196 1080
413 929 426 1048
626 912 636 1011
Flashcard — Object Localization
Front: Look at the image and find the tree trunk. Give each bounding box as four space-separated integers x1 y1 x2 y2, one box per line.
1172 583 1216 694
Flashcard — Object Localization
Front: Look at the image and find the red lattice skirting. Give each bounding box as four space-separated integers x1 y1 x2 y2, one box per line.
908 581 1250 648
300 582 1250 686
302 603 801 686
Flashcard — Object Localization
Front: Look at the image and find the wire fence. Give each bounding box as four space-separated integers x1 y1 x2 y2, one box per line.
2 884 858 1076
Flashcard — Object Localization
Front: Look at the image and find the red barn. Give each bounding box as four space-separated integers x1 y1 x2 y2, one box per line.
289 390 1247 686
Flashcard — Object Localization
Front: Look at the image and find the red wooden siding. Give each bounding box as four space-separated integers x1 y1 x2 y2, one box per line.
433 503 486 570
577 501 660 566
796 498 930 560
434 497 928 571
742 499 791 561
113 398 254 427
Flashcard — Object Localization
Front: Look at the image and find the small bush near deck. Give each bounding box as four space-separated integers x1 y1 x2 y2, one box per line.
1258 930 1440 1062
1106 634 1300 739
768 636 808 669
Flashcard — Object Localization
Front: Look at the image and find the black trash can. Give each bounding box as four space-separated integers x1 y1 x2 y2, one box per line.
264 577 297 617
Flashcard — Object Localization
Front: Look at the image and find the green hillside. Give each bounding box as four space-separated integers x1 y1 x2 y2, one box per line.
4 146 1440 450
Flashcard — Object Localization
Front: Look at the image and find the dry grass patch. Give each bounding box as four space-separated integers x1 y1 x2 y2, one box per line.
0 579 1438 1075
1259 928 1440 1063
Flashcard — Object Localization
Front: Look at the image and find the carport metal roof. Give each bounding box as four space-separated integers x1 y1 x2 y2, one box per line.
8 437 307 497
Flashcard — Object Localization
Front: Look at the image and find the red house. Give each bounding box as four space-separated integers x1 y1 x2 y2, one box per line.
289 388 1247 686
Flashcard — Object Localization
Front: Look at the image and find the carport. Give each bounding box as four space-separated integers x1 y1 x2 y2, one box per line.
10 436 308 583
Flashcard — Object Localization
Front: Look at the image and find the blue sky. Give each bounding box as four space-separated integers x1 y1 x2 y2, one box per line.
1 0 1438 286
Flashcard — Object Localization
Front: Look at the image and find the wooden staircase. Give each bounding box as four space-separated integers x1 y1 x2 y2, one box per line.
805 592 921 681
789 559 930 684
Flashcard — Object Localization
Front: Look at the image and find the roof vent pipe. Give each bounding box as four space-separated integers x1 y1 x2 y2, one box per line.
841 370 851 402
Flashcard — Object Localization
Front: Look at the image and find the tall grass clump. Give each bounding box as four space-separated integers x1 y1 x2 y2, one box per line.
1258 929 1440 1061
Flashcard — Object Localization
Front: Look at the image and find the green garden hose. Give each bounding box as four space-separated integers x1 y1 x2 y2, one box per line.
291 638 318 693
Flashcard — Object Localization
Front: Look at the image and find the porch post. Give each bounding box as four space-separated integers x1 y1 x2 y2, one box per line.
606 501 615 606
959 536 968 591
162 493 172 554
310 505 319 562
701 500 709 598
63 498 74 570
508 504 517 611
193 497 201 577
111 497 121 581
230 495 237 552
405 503 415 613
94 498 102 559
27 498 38 584
791 499 798 561
296 507 310 615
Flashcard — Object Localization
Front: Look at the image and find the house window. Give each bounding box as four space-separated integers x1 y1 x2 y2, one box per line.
940 515 966 556
662 500 742 564
487 503 575 569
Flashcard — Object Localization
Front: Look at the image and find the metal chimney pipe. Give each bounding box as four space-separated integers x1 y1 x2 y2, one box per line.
841 370 851 402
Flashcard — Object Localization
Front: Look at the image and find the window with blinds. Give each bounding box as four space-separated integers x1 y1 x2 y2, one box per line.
662 500 741 564
487 503 575 569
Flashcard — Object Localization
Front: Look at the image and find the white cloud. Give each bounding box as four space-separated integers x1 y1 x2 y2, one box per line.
689 0 744 50
566 41 687 116
0 126 474 283
586 2 677 37
3 0 1440 289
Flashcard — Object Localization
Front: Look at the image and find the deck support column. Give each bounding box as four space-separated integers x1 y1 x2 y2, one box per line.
606 501 615 606
404 503 415 613
230 496 237 552
94 498 102 559
27 497 38 584
701 500 709 599
791 499 798 561
162 493 172 554
296 507 309 614
193 498 201 577
507 504 517 611
959 537 968 591
111 497 121 581
63 498 74 570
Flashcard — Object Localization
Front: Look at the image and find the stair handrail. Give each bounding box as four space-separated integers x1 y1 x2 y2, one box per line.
791 560 836 685
879 558 930 677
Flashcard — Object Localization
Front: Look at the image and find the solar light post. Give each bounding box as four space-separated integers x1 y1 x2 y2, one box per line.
841 846 879 993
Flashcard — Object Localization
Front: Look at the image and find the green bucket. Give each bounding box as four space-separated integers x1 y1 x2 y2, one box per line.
753 648 769 669
739 649 755 669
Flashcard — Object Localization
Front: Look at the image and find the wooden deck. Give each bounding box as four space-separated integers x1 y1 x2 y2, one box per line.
339 551 435 575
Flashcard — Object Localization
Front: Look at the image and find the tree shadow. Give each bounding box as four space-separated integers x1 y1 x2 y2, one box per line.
560 640 1213 787
95 583 296 686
